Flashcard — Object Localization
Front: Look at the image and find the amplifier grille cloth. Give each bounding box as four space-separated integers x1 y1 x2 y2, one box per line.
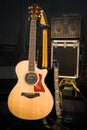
51 15 81 38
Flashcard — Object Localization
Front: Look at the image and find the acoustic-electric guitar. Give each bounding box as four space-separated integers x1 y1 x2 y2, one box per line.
7 4 54 120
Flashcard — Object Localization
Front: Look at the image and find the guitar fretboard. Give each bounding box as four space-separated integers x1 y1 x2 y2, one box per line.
28 20 36 71
42 28 48 68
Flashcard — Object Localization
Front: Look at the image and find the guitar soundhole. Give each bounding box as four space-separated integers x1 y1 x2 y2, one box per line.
25 72 38 85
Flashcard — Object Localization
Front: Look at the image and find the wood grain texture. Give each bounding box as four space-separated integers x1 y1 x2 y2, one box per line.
8 60 54 120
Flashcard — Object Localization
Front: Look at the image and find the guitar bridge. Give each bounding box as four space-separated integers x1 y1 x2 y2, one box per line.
21 92 40 98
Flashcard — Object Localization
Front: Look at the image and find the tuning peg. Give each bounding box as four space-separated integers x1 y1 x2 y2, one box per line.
28 6 33 10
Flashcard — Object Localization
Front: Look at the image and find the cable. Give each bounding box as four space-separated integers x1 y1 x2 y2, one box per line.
79 91 87 104
59 78 80 92
59 78 87 104
42 117 70 130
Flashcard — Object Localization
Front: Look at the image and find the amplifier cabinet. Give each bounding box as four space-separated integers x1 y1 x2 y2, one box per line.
51 40 80 78
51 15 81 39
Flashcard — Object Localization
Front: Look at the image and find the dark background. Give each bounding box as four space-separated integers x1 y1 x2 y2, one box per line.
0 0 87 69
0 0 87 130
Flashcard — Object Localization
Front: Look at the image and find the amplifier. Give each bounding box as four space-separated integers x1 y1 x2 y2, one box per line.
51 15 81 39
51 40 80 78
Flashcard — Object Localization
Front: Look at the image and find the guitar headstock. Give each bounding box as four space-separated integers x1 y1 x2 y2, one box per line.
28 4 41 21
40 10 49 27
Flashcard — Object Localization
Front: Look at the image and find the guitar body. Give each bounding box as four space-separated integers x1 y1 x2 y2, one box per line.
8 60 54 120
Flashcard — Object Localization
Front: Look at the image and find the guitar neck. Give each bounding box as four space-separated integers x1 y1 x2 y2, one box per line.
42 28 48 68
28 20 36 71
